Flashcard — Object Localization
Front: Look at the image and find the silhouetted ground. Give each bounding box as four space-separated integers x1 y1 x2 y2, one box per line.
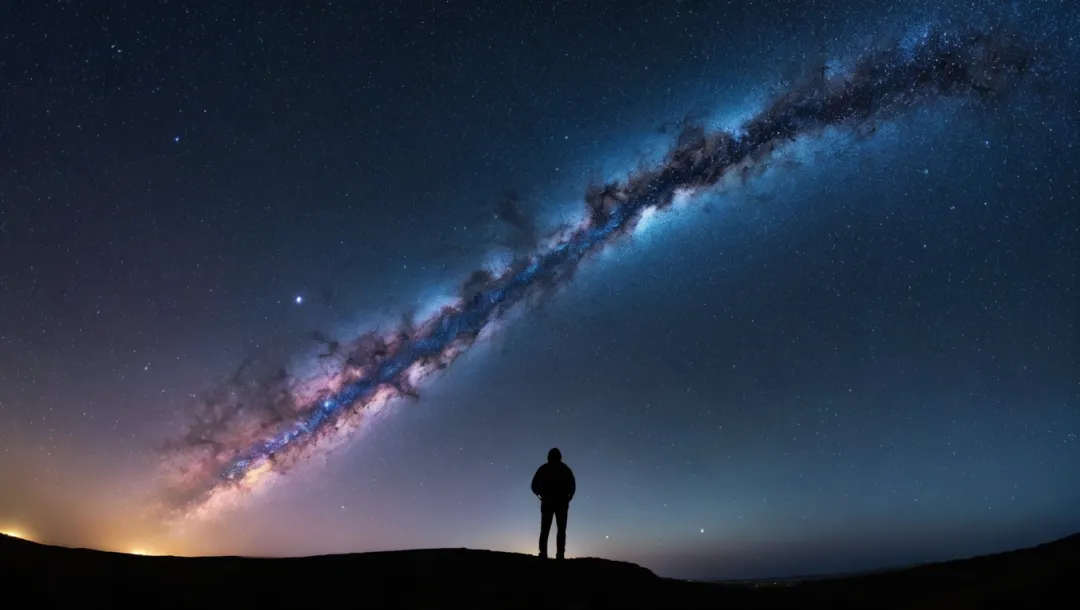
1 532 1077 608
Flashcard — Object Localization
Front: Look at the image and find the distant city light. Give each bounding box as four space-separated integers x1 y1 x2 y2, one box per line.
1 529 28 540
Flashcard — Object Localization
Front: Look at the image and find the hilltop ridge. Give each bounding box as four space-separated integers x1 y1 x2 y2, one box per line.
2 531 1077 608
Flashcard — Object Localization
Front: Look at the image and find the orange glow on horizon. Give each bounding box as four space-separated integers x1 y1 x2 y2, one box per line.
1 529 30 541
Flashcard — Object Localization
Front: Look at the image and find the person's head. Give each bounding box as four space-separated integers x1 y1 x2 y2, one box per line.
547 447 562 463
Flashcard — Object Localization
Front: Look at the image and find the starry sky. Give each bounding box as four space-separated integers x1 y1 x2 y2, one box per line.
1 0 1079 580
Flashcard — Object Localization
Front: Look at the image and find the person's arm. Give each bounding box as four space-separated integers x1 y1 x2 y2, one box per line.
531 466 543 498
568 468 576 502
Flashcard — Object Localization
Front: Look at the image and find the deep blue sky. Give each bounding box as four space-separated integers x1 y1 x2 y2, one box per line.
1 0 1078 579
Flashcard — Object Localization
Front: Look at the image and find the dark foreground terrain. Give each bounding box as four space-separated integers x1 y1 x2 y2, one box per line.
2 532 1077 608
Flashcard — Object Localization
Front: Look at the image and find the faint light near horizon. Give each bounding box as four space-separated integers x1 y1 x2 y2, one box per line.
1 529 28 540
129 548 152 556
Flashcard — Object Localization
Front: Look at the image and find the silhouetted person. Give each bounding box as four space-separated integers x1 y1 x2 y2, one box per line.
530 447 576 559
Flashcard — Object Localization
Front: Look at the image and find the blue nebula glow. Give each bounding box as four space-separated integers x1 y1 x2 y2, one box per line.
201 25 1033 497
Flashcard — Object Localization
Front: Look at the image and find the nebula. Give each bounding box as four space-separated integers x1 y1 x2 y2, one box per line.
156 24 1033 521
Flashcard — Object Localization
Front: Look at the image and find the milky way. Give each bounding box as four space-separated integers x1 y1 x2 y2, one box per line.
157 24 1034 521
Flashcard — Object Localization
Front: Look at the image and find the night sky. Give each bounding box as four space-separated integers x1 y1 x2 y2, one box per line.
2 0 1079 580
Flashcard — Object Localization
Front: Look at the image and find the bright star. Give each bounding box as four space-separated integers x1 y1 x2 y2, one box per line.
173 136 180 143
295 295 303 304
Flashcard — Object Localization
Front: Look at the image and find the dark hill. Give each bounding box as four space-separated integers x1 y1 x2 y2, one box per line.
1 532 1077 608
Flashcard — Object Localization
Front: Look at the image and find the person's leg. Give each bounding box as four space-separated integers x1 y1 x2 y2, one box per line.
555 505 568 559
539 507 554 558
